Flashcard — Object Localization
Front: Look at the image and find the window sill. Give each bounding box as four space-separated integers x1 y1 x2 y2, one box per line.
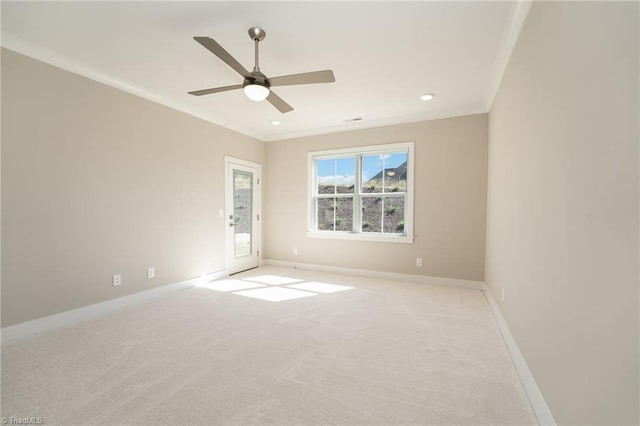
307 231 414 244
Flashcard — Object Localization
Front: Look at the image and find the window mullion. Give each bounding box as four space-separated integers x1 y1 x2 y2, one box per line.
380 195 385 234
353 154 362 232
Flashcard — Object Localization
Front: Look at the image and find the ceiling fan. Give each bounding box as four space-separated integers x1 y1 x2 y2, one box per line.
188 27 336 113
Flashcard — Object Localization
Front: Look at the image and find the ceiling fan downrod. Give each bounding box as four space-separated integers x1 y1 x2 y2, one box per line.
248 27 266 72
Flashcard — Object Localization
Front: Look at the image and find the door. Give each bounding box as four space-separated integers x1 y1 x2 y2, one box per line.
225 156 261 274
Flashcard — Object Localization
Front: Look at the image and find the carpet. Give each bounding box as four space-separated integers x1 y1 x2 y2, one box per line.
1 266 537 425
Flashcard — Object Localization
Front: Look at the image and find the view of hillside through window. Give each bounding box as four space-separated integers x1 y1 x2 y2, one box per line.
315 152 407 234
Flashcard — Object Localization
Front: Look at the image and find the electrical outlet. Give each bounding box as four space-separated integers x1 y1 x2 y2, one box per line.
293 248 298 256
112 274 122 287
147 268 155 279
416 257 423 267
501 288 505 303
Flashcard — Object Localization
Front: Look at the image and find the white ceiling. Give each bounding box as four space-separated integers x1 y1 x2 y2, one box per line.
1 1 530 142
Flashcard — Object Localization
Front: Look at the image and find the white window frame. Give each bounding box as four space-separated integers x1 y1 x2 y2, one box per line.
307 142 414 243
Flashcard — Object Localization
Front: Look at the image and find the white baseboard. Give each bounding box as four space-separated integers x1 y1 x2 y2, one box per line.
1 270 228 345
262 259 483 290
483 283 556 426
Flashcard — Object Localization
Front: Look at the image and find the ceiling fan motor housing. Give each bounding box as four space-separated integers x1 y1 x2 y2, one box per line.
244 70 269 90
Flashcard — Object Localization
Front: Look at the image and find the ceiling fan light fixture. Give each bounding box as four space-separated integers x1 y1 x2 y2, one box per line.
244 83 270 101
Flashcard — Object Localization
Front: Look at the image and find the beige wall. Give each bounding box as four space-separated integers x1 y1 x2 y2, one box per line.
486 2 639 424
264 114 488 281
1 49 265 326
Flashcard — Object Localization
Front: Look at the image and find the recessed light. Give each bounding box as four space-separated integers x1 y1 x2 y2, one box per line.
420 93 435 101
271 120 281 126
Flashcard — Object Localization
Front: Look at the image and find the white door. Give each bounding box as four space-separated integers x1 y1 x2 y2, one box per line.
225 156 261 274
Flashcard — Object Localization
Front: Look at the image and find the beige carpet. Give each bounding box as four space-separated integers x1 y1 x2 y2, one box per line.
1 266 537 425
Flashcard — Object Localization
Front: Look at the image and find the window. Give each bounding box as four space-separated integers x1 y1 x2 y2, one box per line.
308 142 414 243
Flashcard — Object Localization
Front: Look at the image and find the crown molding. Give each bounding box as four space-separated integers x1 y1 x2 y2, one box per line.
485 0 533 111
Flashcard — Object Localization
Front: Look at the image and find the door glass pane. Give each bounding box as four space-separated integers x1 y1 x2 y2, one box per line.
234 170 252 257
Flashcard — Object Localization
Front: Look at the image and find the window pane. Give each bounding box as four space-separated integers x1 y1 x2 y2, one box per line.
336 158 355 194
335 198 353 231
361 155 381 193
317 198 335 230
382 153 407 193
383 196 405 234
362 152 407 193
317 197 353 231
317 157 355 194
361 197 383 233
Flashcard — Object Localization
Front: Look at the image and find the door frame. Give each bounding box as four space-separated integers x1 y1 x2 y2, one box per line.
224 156 262 274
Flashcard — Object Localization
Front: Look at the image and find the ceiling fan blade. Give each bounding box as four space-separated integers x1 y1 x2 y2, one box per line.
194 36 250 78
268 70 335 87
267 91 294 113
188 84 244 96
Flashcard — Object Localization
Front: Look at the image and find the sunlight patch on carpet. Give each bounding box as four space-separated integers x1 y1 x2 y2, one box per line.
242 275 303 285
287 282 354 294
233 287 317 302
200 275 355 302
197 279 266 292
